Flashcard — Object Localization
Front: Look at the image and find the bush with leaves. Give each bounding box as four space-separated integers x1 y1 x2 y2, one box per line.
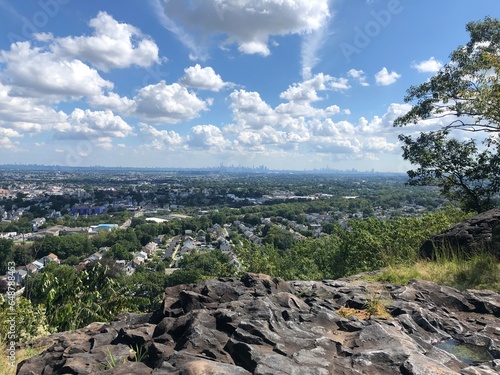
235 207 470 280
328 207 471 278
25 262 133 332
0 296 51 343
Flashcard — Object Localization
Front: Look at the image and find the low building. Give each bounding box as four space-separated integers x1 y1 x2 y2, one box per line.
60 227 90 236
31 218 46 227
85 252 103 262
41 253 60 265
131 257 145 268
92 224 118 232
71 206 104 215
143 242 158 255
26 263 38 275
115 260 127 268
0 232 17 239
32 260 44 272
219 239 231 252
137 251 148 260
13 269 28 284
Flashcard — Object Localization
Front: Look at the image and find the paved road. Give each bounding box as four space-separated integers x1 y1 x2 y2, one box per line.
120 209 144 229
120 219 131 229
166 236 181 266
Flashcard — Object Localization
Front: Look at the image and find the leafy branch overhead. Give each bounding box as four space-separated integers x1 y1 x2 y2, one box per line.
395 17 500 213
394 17 500 136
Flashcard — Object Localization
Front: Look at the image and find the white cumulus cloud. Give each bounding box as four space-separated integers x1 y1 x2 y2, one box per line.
54 109 134 140
188 124 229 149
155 0 330 57
0 42 113 101
139 122 183 150
134 81 210 123
411 57 443 73
0 136 20 151
330 77 351 91
280 73 331 103
52 11 160 72
179 64 230 91
374 67 401 86
0 82 68 134
229 89 277 130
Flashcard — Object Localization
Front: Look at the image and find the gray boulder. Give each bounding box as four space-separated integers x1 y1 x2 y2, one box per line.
421 207 500 258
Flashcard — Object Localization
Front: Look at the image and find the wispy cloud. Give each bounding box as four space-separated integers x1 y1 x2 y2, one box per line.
149 0 209 61
300 0 332 80
301 22 330 80
347 69 369 86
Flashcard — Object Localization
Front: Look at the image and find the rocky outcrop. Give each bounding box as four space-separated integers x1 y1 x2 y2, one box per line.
421 207 500 258
18 273 500 374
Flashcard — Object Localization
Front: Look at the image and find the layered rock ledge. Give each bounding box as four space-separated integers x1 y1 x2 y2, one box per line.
18 273 500 374
421 207 500 258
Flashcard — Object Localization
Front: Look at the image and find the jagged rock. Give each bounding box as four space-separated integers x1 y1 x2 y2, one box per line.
112 324 156 347
95 361 153 374
401 353 459 375
18 273 500 374
176 358 251 375
421 207 500 258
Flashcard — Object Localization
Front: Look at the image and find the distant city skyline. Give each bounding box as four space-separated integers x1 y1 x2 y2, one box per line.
0 162 388 175
0 1 497 172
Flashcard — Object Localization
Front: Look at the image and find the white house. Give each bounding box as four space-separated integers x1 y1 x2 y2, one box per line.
32 260 45 271
219 239 231 253
137 251 148 260
85 252 103 262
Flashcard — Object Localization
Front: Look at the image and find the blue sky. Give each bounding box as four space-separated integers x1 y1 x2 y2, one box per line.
0 0 498 171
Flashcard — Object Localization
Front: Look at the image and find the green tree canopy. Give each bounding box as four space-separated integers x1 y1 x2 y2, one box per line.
395 17 500 212
0 238 14 274
395 17 500 136
179 249 236 278
399 131 500 212
262 225 297 251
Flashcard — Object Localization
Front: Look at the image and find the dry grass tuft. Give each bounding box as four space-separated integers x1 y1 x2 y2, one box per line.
0 342 47 375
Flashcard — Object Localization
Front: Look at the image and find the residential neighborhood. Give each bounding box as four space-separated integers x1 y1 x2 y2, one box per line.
0 167 447 292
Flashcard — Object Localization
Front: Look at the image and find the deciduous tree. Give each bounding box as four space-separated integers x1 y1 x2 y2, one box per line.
395 17 500 212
